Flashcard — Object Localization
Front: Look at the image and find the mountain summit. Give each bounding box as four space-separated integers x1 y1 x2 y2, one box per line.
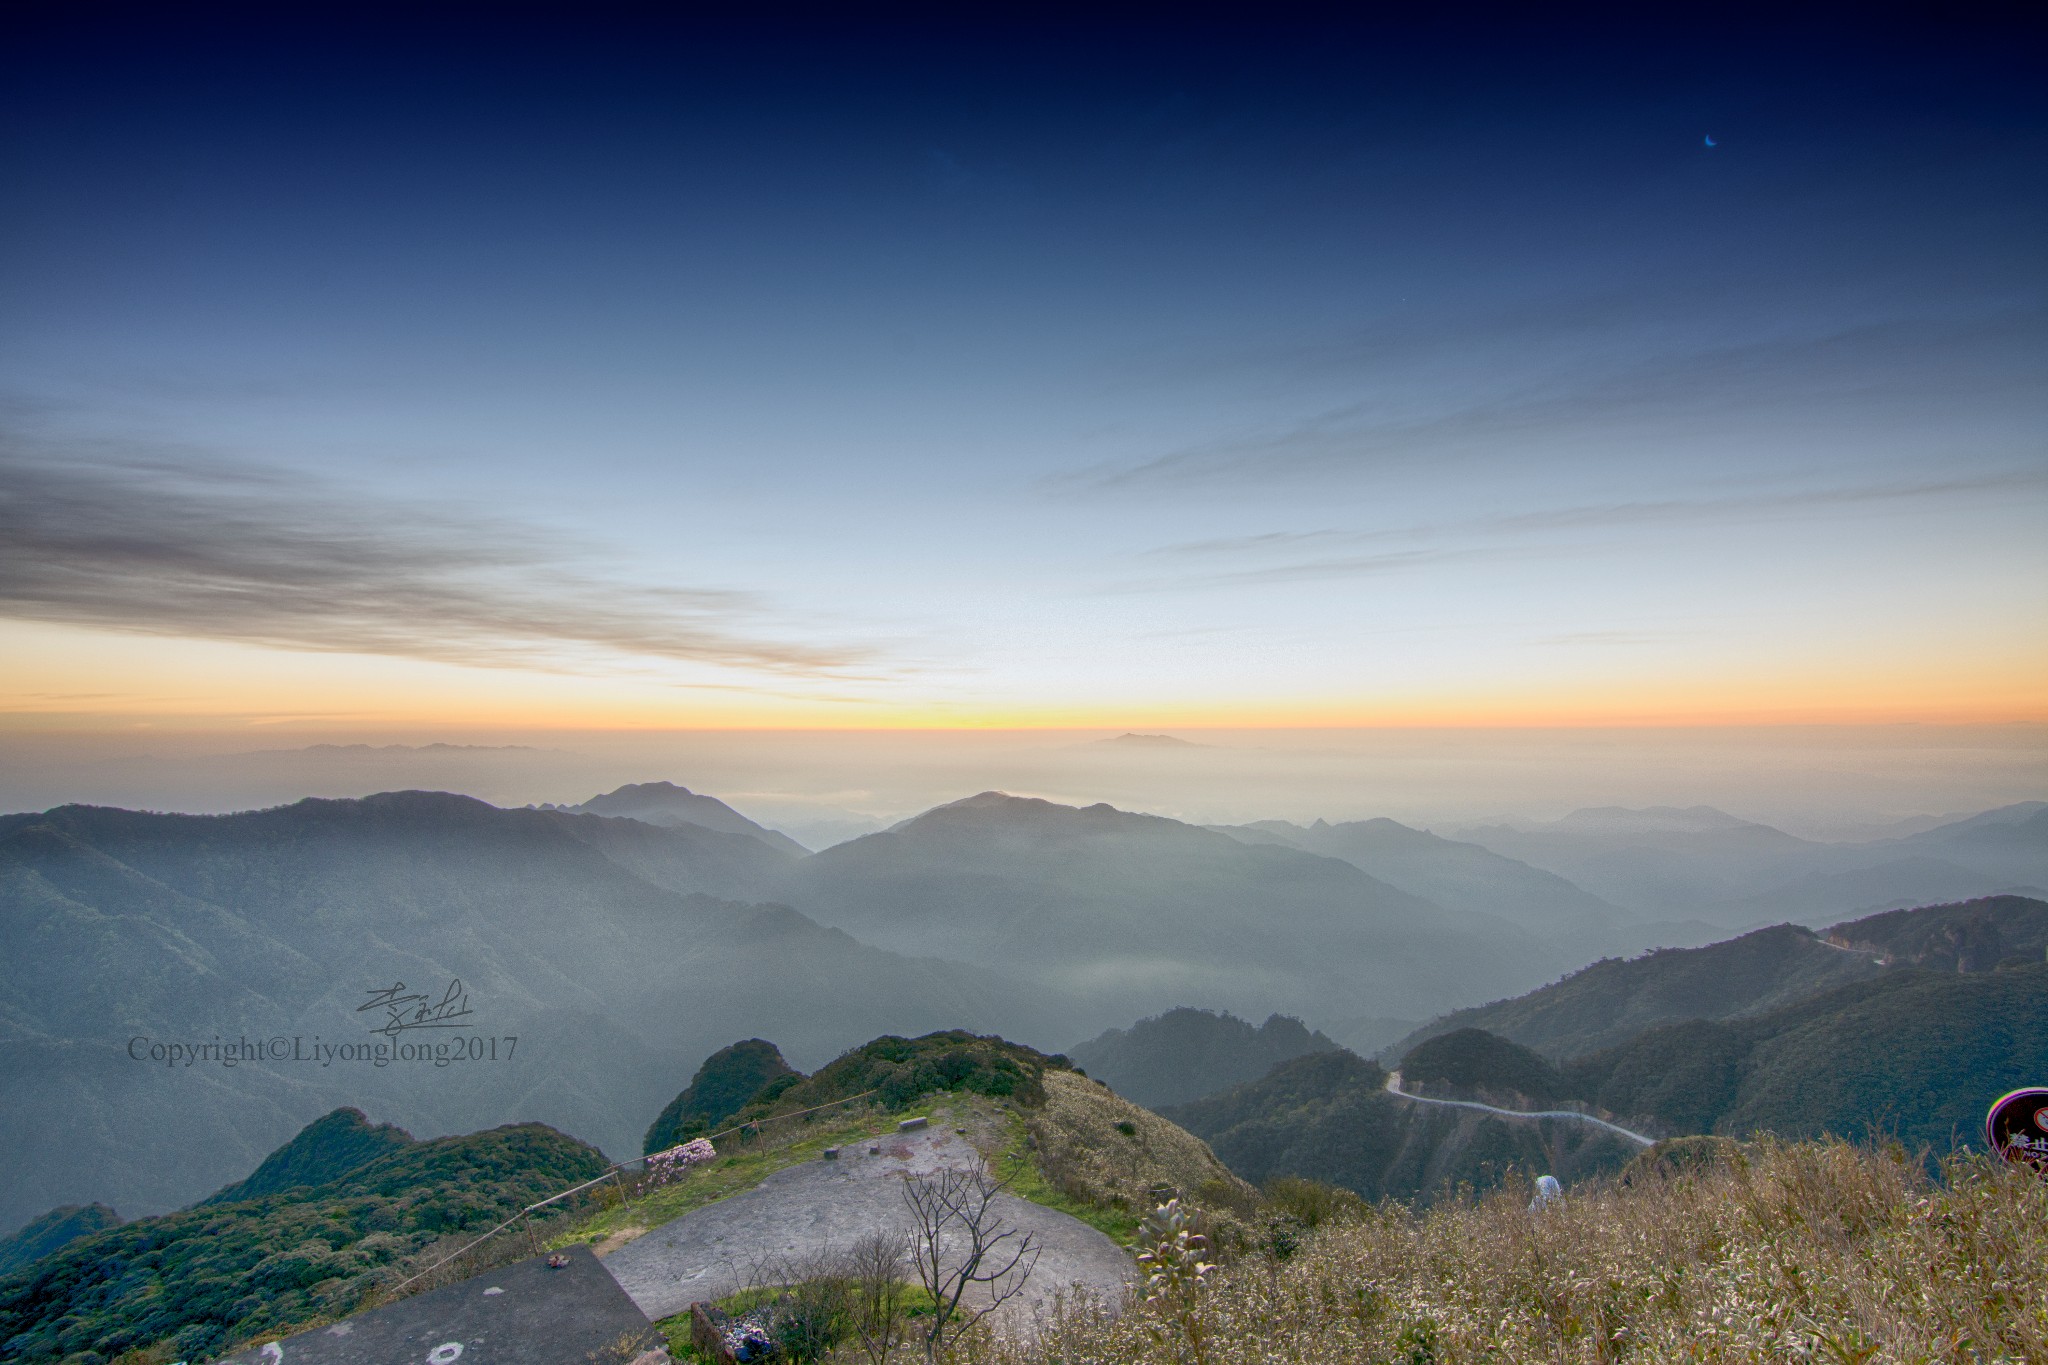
568 780 809 855
770 792 1573 1025
1092 732 1210 749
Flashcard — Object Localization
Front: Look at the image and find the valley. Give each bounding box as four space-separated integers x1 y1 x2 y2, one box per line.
0 779 2042 1362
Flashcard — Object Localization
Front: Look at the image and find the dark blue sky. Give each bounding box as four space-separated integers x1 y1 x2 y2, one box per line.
2 7 2043 728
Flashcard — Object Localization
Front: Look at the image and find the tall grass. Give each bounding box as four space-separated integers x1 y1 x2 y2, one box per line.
969 1139 2046 1365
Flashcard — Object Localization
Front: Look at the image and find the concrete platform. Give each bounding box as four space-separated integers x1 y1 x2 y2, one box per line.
217 1244 664 1365
600 1126 1133 1331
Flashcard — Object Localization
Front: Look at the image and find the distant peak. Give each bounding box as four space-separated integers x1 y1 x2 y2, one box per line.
898 791 1167 832
1093 733 1209 749
1553 805 1756 833
588 780 699 801
916 791 1070 817
288 742 537 753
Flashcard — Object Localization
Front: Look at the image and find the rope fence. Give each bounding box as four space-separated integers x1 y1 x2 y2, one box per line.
382 1087 884 1297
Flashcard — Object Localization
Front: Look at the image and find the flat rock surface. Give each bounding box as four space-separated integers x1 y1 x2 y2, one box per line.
218 1244 661 1364
601 1127 1134 1330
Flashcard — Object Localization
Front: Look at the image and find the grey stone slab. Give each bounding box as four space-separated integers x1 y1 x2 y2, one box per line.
216 1244 662 1365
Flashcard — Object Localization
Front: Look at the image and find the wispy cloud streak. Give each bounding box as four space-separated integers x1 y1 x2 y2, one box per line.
0 442 870 677
1072 311 2046 493
1102 548 1474 594
1117 469 2047 593
1148 470 2048 559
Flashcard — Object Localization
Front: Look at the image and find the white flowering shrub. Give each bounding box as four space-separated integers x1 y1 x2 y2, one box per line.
642 1136 717 1188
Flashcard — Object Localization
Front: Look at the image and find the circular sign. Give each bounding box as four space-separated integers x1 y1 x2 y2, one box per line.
1984 1087 2048 1167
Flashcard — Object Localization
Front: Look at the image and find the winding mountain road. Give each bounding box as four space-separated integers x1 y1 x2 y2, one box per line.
1383 1070 1655 1146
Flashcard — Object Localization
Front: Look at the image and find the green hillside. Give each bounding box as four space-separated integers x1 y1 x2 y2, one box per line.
1390 921 1882 1060
1162 1050 1635 1203
201 1107 414 1204
732 1029 1062 1121
1568 962 2048 1148
643 1037 798 1152
0 1204 121 1278
1827 894 2048 971
1167 963 2045 1204
1068 1006 1338 1108
0 1119 606 1365
1400 1027 1565 1103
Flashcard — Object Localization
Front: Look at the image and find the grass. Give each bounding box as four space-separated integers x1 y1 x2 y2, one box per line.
652 1282 943 1361
993 1105 1146 1244
960 1137 2048 1364
1020 1070 1261 1250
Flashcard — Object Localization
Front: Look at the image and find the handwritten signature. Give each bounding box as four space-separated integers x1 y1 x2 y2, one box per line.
358 980 475 1037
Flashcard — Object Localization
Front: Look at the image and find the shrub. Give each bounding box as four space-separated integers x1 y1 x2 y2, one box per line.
953 1139 2048 1365
1263 1176 1365 1229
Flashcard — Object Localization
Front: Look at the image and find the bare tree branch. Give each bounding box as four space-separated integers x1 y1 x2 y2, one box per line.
901 1165 1041 1361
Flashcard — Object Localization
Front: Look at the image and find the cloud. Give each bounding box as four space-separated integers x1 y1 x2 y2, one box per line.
1145 469 2048 561
1103 548 1465 594
1115 469 2047 595
1528 630 1669 647
0 441 872 678
1478 472 2048 535
1070 310 2046 492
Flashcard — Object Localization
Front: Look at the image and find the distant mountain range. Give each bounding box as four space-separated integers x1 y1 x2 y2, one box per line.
1210 817 1632 934
1452 802 2047 927
4 776 2039 1246
764 791 1584 1025
1090 733 1211 749
0 792 1072 1233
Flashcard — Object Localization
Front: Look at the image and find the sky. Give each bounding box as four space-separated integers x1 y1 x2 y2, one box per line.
2 8 2044 752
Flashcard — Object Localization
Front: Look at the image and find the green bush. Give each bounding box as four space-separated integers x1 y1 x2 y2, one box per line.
1263 1176 1366 1229
734 1031 1059 1123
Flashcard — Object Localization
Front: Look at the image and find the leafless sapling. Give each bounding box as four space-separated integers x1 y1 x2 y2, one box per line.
901 1165 1041 1361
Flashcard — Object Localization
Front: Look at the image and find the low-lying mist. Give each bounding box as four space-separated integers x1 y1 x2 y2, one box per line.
1 724 2039 842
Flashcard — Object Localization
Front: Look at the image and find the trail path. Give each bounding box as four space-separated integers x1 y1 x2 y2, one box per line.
601 1125 1133 1331
1383 1070 1656 1146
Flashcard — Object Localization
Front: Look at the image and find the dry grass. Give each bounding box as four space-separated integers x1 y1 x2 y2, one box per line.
1024 1071 1261 1246
961 1138 2047 1365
